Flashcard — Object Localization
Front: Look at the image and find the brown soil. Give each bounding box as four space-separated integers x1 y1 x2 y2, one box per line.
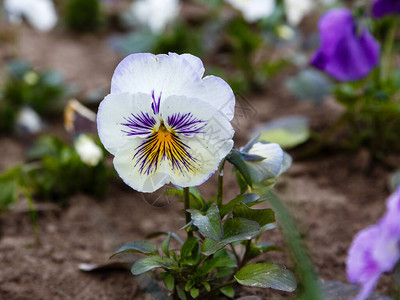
0 25 397 300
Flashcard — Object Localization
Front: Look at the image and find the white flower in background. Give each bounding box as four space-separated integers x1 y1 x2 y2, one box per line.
225 0 275 23
74 134 103 167
284 0 314 26
131 0 180 34
16 106 43 134
97 53 235 193
3 0 58 32
244 142 292 183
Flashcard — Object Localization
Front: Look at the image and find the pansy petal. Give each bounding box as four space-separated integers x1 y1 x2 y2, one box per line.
114 141 172 193
111 53 200 100
247 143 284 182
181 75 235 120
181 53 205 78
373 0 400 18
97 92 156 155
166 137 229 188
161 95 234 144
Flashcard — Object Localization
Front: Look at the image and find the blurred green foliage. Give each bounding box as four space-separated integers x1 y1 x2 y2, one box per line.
0 61 68 133
63 0 104 32
0 135 113 209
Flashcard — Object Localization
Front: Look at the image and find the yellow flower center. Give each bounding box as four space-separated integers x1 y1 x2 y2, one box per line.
133 121 198 175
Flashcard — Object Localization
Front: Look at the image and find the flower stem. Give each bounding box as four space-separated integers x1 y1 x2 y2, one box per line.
380 18 398 83
183 187 193 237
217 158 226 208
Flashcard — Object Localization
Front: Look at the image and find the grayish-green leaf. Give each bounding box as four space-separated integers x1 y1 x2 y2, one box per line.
162 232 171 256
252 115 310 149
201 218 260 256
163 272 175 291
197 256 237 276
235 263 297 292
220 193 260 218
189 204 223 241
180 236 199 259
286 69 333 105
131 255 177 275
220 286 235 298
110 241 158 258
389 170 400 192
233 204 275 227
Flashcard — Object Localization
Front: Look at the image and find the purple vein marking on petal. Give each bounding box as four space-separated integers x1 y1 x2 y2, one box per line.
132 130 199 175
151 90 162 114
121 112 157 136
167 113 206 136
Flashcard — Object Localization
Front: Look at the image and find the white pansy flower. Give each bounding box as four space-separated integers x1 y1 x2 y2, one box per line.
284 0 314 26
244 142 291 183
4 0 58 32
97 53 235 193
225 0 275 23
131 0 180 34
74 134 103 167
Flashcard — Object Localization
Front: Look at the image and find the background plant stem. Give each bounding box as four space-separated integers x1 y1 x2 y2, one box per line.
183 187 193 237
217 158 226 208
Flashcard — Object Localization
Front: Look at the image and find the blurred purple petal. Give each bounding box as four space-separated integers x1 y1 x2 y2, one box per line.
373 0 400 18
310 8 380 81
346 187 400 300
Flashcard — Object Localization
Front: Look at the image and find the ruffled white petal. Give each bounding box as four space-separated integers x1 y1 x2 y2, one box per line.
247 142 284 182
112 53 235 120
114 141 172 193
111 53 201 100
183 75 235 121
181 53 205 78
160 95 234 155
97 92 156 155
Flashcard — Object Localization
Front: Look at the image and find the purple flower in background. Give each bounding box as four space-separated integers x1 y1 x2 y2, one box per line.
346 187 400 300
310 8 380 81
373 0 400 18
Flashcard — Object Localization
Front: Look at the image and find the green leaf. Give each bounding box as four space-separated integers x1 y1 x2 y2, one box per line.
201 218 260 256
185 279 194 292
163 272 175 291
176 285 187 300
110 241 158 258
131 255 177 275
190 287 199 298
180 236 199 259
389 169 400 192
197 256 236 276
232 204 275 227
0 166 23 209
166 188 206 210
220 193 260 218
234 263 297 292
286 69 333 105
162 232 171 257
201 281 211 292
253 115 310 149
220 286 234 298
189 204 223 241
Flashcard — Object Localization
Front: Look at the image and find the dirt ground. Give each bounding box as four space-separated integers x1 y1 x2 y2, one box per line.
0 25 397 300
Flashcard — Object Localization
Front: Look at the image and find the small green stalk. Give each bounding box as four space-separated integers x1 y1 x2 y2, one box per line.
22 186 40 246
380 18 398 83
183 187 193 237
217 158 227 208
